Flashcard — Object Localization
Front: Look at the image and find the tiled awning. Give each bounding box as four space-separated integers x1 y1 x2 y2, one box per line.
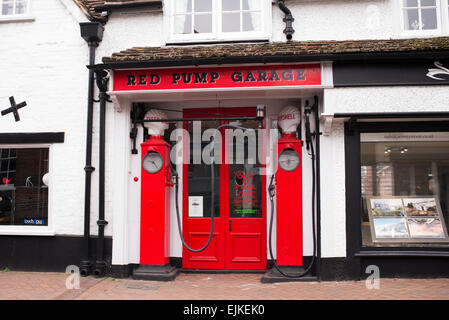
97 37 449 68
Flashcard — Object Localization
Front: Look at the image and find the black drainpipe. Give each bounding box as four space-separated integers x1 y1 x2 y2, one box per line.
93 69 110 277
79 22 104 277
278 0 295 41
313 96 322 281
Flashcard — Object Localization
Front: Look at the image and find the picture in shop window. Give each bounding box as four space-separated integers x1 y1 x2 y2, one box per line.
361 132 449 245
0 148 49 226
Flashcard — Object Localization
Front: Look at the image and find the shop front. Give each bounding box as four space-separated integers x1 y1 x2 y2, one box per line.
88 37 449 282
103 61 332 281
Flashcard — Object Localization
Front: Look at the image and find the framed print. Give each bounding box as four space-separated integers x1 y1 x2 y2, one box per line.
367 195 449 243
372 218 409 238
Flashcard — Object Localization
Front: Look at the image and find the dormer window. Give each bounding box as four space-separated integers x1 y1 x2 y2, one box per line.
166 0 271 43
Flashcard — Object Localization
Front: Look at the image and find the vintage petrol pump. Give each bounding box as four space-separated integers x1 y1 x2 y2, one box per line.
275 106 303 267
133 109 179 281
263 104 317 282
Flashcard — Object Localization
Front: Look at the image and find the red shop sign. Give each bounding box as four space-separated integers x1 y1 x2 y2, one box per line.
113 64 322 91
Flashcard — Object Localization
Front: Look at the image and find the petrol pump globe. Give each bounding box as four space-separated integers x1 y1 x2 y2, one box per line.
278 106 301 134
143 109 169 136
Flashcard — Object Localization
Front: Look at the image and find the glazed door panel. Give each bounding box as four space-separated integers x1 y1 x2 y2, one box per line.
182 107 266 270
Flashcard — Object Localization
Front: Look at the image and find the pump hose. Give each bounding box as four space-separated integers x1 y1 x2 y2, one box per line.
174 123 249 253
268 140 316 278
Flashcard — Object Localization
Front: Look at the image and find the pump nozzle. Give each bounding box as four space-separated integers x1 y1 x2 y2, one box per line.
304 100 313 151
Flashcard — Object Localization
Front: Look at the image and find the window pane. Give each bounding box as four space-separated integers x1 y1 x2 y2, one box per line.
194 14 212 33
404 0 418 7
194 0 212 13
421 8 438 29
222 12 240 32
0 148 49 226
243 0 259 11
223 0 240 11
361 133 449 246
15 0 28 14
404 9 420 30
421 0 436 7
188 121 220 218
243 12 260 31
229 120 262 218
175 14 192 34
2 1 14 15
175 0 192 14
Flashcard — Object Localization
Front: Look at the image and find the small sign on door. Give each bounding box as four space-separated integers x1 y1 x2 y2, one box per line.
189 196 203 217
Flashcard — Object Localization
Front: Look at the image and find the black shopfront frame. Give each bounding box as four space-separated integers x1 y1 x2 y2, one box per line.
345 120 449 280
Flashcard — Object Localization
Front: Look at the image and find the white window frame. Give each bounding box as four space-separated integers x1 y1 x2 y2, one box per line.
164 0 272 43
0 144 54 236
398 0 449 37
0 0 33 22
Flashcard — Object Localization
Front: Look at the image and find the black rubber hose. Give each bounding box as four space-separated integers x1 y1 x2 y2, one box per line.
174 123 248 253
268 137 316 278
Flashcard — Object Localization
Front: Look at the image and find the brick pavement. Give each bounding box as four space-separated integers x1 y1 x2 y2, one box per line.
1 271 449 300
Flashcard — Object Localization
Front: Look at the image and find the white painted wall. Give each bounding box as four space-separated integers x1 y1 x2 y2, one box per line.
97 0 406 60
272 0 396 42
0 0 114 237
324 86 449 114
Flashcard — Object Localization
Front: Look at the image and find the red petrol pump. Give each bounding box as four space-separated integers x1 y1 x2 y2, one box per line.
276 132 303 266
263 104 317 282
133 110 179 281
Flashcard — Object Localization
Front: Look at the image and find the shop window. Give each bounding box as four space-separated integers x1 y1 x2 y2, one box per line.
400 0 449 35
361 132 449 246
166 0 270 43
1 0 29 16
0 147 49 226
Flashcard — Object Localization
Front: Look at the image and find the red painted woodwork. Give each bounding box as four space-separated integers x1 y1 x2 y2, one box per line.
276 134 303 266
140 136 171 265
113 64 321 92
182 107 267 270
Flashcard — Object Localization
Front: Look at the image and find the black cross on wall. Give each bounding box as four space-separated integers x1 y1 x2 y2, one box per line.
1 96 27 122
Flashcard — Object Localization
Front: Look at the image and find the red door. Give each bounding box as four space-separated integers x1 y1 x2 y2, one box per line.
182 107 267 270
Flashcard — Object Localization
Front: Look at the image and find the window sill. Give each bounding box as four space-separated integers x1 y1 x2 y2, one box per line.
0 226 55 236
0 15 35 23
166 37 270 46
394 32 448 39
355 250 449 258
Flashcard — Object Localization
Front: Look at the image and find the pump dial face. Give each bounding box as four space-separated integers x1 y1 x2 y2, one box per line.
143 151 164 174
278 149 300 172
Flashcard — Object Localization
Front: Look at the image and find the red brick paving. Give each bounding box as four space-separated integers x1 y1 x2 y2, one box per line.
1 271 449 300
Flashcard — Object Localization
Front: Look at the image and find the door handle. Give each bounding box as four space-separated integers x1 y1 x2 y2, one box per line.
229 220 232 232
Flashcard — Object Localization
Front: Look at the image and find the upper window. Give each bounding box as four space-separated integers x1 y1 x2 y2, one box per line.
166 0 270 43
400 0 449 35
1 0 29 16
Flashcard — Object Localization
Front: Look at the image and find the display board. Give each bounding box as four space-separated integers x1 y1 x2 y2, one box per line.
367 196 449 243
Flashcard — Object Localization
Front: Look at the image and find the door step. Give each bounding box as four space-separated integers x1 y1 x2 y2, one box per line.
132 264 179 281
181 269 266 274
261 266 318 283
